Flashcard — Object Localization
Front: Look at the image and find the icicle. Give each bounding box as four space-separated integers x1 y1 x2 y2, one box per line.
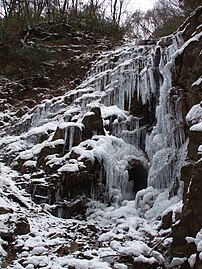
68 126 75 151
145 32 188 190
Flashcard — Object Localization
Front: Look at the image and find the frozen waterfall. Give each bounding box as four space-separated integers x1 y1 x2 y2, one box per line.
0 33 189 206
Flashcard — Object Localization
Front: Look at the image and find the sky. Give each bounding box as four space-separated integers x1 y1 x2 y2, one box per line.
127 0 156 12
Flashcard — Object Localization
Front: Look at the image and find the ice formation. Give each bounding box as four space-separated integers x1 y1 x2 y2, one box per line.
0 29 192 204
0 7 202 268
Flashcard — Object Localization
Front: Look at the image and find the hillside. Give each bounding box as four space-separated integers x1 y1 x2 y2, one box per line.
0 6 202 269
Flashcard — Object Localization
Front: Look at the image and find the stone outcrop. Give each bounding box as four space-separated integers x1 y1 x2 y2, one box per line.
171 6 202 264
82 107 105 140
52 124 83 153
37 141 64 173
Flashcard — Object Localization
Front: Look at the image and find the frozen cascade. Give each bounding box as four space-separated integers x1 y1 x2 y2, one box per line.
87 136 147 202
146 33 187 190
0 31 192 205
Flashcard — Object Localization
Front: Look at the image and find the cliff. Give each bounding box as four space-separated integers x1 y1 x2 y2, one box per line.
0 6 202 269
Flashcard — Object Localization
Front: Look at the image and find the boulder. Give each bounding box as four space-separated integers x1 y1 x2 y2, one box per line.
37 142 64 172
161 210 173 230
52 124 83 152
82 107 105 140
0 206 14 215
51 196 87 219
14 217 30 235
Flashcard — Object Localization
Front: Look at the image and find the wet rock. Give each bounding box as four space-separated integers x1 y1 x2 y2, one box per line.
194 253 202 269
20 99 37 108
29 179 55 204
137 39 156 46
0 231 15 244
37 142 64 172
14 217 30 235
87 224 99 233
60 170 97 200
15 107 29 117
52 124 83 152
13 157 28 173
21 161 37 174
7 193 29 208
171 8 202 260
179 6 202 42
158 36 173 48
82 107 105 140
68 241 79 252
57 245 71 255
161 211 173 230
187 130 202 161
173 36 202 109
51 196 87 219
128 91 157 135
172 159 202 258
0 206 14 214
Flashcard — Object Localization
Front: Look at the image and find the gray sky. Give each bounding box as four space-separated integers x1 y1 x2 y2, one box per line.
127 0 156 11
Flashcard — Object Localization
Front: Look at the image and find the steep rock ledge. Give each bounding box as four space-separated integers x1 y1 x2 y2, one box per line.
171 6 202 267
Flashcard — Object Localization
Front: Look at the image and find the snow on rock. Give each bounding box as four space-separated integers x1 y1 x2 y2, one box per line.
0 9 202 268
185 229 202 266
186 103 202 125
188 254 197 268
0 188 167 269
192 76 202 87
59 159 85 172
190 122 202 131
198 145 202 154
170 257 187 267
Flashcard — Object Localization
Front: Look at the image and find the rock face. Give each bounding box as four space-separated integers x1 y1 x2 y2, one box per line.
82 107 105 140
171 6 202 263
0 9 202 264
5 40 156 216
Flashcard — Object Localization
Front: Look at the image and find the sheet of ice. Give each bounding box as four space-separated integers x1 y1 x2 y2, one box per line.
145 31 194 189
71 135 147 201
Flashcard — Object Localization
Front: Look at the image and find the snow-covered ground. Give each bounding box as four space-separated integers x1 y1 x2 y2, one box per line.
0 162 180 269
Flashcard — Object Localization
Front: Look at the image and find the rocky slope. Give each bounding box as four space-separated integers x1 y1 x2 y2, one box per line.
0 23 117 115
0 6 202 269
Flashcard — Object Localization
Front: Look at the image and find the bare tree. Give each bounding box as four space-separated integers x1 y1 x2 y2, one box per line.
110 0 128 24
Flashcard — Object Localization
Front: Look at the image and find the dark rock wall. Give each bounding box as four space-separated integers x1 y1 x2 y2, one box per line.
171 6 202 263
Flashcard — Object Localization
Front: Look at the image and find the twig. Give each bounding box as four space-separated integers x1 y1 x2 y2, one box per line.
20 30 30 49
101 254 125 258
149 231 172 255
